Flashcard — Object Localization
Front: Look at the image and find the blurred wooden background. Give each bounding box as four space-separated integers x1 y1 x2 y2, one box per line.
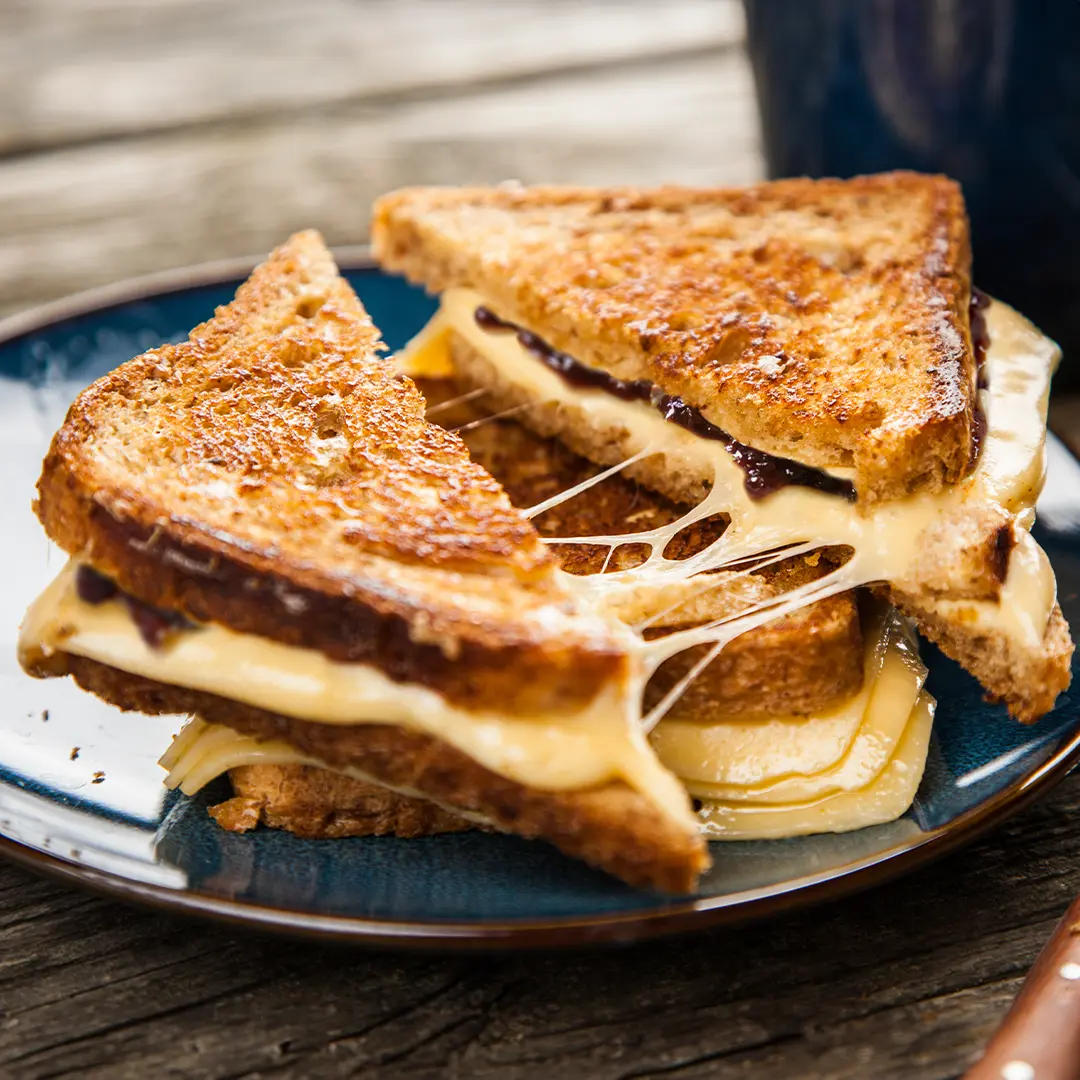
0 0 756 318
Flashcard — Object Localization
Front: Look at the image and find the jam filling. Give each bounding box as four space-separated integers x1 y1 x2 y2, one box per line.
971 286 991 389
474 307 856 502
969 287 992 466
75 565 195 649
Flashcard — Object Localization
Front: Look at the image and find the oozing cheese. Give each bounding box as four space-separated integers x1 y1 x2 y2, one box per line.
159 612 935 843
17 561 692 825
695 692 934 840
409 290 1060 686
650 608 927 804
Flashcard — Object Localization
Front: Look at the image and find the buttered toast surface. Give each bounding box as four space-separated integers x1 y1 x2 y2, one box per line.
374 173 975 503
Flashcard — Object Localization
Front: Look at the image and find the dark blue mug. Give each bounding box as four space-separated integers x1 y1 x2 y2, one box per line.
743 0 1080 391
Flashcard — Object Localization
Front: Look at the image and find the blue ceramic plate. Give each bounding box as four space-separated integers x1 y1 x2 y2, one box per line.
2 254 1079 949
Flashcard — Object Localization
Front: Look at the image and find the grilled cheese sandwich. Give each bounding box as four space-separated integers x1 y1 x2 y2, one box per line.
18 173 1076 891
398 288 1060 701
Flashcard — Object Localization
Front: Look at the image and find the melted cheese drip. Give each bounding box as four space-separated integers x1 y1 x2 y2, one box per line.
409 289 1060 726
695 692 935 840
158 611 934 843
17 561 692 825
651 608 927 803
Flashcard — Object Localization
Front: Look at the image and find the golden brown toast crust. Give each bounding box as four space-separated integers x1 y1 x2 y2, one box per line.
374 173 975 503
34 232 626 714
56 656 709 893
210 765 473 838
420 376 865 718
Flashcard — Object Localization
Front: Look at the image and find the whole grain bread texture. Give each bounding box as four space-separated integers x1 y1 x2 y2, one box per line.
32 231 627 716
56 655 709 893
373 173 976 504
210 763 474 838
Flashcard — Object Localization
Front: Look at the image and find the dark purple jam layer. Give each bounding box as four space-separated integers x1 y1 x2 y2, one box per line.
971 286 991 388
474 306 856 502
969 287 992 465
75 565 195 649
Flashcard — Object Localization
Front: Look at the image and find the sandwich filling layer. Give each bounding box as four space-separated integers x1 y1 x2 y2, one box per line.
651 608 926 801
158 606 934 840
471 306 856 501
18 559 692 825
695 693 935 840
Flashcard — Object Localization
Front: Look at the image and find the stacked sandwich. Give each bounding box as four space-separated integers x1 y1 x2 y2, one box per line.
18 173 1073 892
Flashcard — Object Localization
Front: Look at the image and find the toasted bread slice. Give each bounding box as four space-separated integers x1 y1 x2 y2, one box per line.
32 231 626 716
373 174 975 504
209 764 473 839
402 251 1069 721
58 656 706 893
23 233 707 890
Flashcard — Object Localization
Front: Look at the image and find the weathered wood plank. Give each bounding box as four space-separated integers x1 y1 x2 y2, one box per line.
2 774 1078 1080
0 0 742 155
0 53 761 317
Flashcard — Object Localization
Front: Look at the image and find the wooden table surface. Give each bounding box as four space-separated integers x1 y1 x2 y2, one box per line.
2 3 1079 1077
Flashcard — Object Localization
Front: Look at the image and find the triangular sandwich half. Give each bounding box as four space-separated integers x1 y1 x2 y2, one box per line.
17 231 707 892
372 174 1073 722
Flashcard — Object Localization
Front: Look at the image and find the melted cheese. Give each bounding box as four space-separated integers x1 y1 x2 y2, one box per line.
17 561 692 825
650 608 927 803
158 718 496 826
417 289 1060 690
160 612 934 843
695 692 934 840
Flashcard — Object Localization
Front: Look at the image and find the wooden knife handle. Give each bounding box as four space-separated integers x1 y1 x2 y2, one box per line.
966 893 1080 1080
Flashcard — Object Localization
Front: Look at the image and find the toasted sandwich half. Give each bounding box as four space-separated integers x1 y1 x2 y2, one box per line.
16 231 709 893
196 378 931 846
372 174 1074 723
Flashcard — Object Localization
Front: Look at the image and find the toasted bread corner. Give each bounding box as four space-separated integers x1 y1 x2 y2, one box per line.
211 763 474 838
31 231 629 715
373 173 975 504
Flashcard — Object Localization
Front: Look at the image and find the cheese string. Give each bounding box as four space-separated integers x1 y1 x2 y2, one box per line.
522 443 659 520
529 450 864 728
423 386 489 417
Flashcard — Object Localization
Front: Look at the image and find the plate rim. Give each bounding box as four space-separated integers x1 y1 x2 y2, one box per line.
2 255 1078 950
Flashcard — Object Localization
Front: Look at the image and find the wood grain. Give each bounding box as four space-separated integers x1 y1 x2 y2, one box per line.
0 52 759 318
0 1 742 155
4 774 1080 1079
